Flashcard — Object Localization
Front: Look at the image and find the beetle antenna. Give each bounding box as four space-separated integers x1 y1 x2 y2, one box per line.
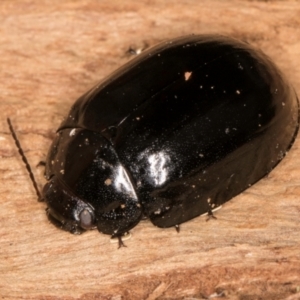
7 118 42 201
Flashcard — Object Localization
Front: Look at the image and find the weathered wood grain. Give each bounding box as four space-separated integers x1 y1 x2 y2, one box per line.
1 1 300 299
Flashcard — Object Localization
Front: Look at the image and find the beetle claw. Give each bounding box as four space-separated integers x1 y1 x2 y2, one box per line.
38 196 44 202
206 209 217 222
117 236 127 249
175 224 180 233
36 161 46 168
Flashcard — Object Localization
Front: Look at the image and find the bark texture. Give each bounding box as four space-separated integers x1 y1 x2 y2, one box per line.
1 1 300 299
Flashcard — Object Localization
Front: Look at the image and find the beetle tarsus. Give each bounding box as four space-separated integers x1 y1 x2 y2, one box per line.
206 209 217 222
37 161 46 167
38 196 44 202
125 42 149 57
117 236 127 249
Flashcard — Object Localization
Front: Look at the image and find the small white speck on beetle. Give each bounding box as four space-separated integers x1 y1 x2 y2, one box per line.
200 85 203 89
104 178 112 186
136 117 140 121
69 128 76 136
236 90 241 95
211 86 214 89
84 138 89 145
199 153 204 157
184 72 192 81
282 102 285 106
207 198 211 203
60 169 65 174
225 128 230 134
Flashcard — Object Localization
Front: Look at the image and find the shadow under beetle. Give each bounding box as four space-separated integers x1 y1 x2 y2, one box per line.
11 35 300 246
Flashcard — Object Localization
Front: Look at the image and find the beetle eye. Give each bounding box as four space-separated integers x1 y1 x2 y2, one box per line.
79 208 94 230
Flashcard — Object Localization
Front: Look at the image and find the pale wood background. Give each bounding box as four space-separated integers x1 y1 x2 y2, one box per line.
1 1 300 299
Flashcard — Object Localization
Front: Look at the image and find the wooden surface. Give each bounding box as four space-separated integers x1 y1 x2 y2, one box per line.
1 1 300 299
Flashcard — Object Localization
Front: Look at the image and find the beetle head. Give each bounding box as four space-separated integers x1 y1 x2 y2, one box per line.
43 176 95 234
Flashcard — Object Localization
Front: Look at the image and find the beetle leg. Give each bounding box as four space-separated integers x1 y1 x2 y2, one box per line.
111 232 130 248
36 161 47 182
36 161 46 167
206 208 217 222
175 224 180 233
141 213 148 220
125 42 149 57
117 236 127 249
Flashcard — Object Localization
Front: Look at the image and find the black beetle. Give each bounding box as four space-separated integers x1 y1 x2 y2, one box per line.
17 35 300 245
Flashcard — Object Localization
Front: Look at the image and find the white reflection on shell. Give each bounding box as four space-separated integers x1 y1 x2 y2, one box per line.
147 151 171 186
113 165 138 200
